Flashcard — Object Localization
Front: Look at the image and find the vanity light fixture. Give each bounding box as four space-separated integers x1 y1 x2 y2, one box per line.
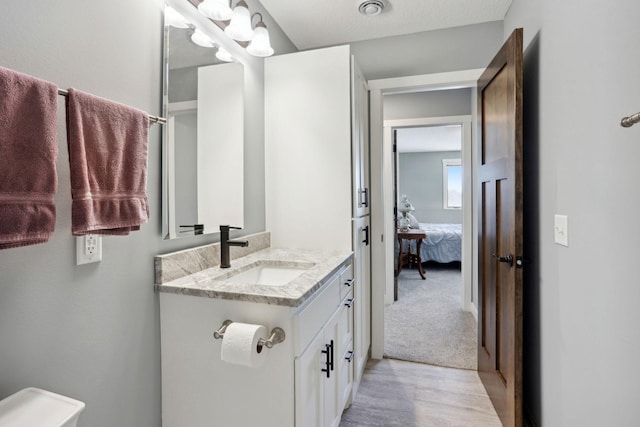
193 0 275 57
190 28 216 48
246 13 274 57
165 5 190 28
224 0 254 41
197 0 233 21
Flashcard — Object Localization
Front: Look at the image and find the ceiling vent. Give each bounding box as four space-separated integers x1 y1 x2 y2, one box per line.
358 0 385 16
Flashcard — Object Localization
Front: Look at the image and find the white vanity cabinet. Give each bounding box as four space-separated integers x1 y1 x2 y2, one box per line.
158 252 354 427
294 264 354 427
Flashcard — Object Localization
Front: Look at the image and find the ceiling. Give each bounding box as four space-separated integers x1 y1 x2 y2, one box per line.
259 0 512 50
396 125 462 153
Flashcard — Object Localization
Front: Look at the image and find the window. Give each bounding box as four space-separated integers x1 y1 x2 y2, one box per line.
442 159 462 209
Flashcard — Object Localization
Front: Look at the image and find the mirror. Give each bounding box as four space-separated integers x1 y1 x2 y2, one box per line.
162 1 244 239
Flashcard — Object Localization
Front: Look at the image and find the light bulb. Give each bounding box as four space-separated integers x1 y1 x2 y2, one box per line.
246 22 274 57
198 0 233 21
215 47 234 62
191 28 215 48
224 1 253 42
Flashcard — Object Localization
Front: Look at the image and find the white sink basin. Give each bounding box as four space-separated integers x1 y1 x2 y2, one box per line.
224 261 314 286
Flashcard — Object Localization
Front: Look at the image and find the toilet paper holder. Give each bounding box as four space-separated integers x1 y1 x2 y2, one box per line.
213 320 286 350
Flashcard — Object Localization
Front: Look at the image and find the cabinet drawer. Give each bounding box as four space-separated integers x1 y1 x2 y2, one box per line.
339 263 354 301
294 273 341 355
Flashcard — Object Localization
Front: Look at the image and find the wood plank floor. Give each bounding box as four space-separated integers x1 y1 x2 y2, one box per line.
339 358 502 427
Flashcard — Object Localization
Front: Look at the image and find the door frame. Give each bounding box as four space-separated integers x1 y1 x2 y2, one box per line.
369 69 484 359
384 115 472 307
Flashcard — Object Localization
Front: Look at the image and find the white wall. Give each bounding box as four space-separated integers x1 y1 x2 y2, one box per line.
505 1 640 425
0 1 295 426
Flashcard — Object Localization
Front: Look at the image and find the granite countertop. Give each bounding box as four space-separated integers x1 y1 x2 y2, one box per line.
155 248 353 307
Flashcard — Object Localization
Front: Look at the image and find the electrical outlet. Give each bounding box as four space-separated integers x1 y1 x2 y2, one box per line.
76 234 102 265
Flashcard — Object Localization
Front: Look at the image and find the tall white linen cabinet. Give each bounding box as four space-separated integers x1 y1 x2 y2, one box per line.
265 45 371 425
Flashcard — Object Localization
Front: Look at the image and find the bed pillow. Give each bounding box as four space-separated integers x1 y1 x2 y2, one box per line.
408 213 420 229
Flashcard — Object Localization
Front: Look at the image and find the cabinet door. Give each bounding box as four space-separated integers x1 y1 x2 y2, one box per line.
265 45 352 252
295 332 325 427
323 313 340 427
296 310 345 427
351 56 370 218
352 216 371 387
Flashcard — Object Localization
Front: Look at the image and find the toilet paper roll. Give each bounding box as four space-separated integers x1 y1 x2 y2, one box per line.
220 322 268 368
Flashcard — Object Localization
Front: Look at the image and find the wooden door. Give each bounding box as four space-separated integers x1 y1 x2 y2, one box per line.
477 28 523 427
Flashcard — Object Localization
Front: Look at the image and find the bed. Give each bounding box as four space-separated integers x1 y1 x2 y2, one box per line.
399 223 462 264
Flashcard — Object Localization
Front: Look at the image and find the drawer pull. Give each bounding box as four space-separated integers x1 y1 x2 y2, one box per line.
345 350 355 363
321 342 332 378
362 225 369 246
344 278 354 287
344 298 354 308
321 340 334 378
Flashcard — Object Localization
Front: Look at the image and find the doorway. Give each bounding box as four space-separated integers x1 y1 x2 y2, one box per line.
384 116 475 369
369 69 484 360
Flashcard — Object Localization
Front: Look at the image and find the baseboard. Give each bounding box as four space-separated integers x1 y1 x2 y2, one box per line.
470 301 478 321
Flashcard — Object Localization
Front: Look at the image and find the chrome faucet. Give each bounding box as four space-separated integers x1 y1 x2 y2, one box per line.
219 225 249 268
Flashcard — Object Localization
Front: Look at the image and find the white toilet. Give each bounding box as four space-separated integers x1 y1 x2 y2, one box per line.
0 387 85 427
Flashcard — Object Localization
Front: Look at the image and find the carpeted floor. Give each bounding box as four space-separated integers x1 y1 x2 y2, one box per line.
384 263 477 370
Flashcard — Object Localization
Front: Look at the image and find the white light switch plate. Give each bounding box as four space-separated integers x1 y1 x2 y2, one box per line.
76 235 102 265
554 214 568 247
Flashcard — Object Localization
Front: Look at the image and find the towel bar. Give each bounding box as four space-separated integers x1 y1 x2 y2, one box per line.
620 112 640 128
57 88 167 125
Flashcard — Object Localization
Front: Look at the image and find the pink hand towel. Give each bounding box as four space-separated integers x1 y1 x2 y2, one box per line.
0 66 58 249
65 88 149 236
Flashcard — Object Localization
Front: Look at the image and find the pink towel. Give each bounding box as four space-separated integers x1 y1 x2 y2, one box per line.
65 88 149 236
0 67 58 249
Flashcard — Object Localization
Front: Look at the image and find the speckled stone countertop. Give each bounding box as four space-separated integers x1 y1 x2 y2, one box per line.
155 247 353 307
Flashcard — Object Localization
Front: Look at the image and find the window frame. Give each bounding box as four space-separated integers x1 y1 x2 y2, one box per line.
442 158 462 210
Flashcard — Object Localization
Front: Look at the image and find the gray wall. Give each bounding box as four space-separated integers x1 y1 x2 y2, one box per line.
350 21 504 80
505 1 640 425
0 1 294 426
398 151 462 224
384 88 472 120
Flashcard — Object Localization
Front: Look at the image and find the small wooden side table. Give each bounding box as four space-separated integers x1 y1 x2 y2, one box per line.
395 229 427 300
